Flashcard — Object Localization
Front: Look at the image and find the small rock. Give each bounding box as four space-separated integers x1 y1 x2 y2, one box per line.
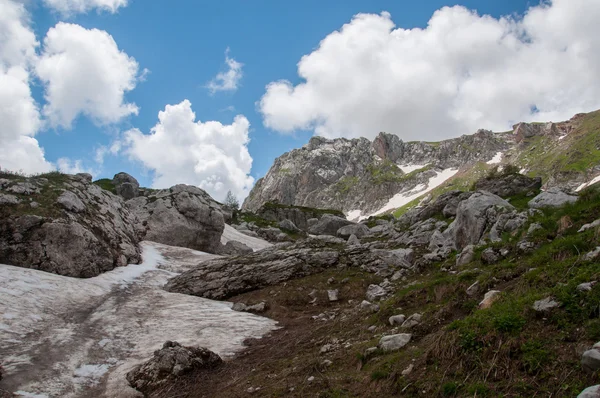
327 289 339 302
582 342 600 373
378 334 412 352
578 385 600 398
321 359 333 367
401 313 422 329
366 284 387 302
232 302 247 312
307 376 315 383
577 282 597 292
0 193 20 205
584 247 600 262
479 290 501 309
389 315 406 326
327 277 335 284
533 297 561 312
320 344 334 354
579 219 600 233
401 364 414 376
246 302 267 312
481 248 500 264
466 281 480 296
347 234 360 246
528 188 578 209
456 245 475 267
365 347 378 356
527 222 543 236
30 201 39 208
341 277 350 284
517 240 536 253
367 325 377 332
278 219 301 233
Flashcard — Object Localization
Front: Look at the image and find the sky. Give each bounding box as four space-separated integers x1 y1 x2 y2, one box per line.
1 0 600 202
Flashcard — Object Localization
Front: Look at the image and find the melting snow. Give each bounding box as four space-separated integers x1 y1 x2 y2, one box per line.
486 152 503 165
369 168 459 217
221 224 272 251
398 164 429 174
576 175 600 192
346 209 362 222
0 240 277 397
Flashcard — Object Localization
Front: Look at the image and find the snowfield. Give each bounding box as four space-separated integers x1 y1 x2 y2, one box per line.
576 175 600 192
486 151 503 165
0 241 278 398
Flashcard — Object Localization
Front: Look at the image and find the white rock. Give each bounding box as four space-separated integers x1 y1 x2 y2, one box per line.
401 364 414 376
328 289 339 302
389 315 406 326
479 290 501 309
366 284 387 302
579 219 600 233
577 282 597 292
533 297 561 312
401 313 422 329
378 333 412 352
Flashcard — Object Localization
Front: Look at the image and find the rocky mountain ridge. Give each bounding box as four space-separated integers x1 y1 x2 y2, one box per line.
243 110 600 219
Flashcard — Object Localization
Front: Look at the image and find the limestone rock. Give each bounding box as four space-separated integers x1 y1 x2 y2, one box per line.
400 313 422 329
479 290 501 309
481 248 500 264
328 289 339 302
126 341 222 395
579 219 600 233
337 223 370 239
389 315 406 326
473 173 541 198
528 188 578 209
456 245 475 267
582 343 600 373
0 193 20 205
57 190 86 213
533 297 561 312
113 172 140 200
578 385 600 398
366 284 387 302
309 214 354 236
221 240 253 256
278 219 301 233
347 234 360 246
378 334 412 352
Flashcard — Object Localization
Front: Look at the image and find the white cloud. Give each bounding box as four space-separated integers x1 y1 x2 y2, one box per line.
207 48 243 94
122 100 254 201
36 22 140 129
43 0 128 15
0 0 52 174
94 140 121 164
56 157 95 176
259 0 600 141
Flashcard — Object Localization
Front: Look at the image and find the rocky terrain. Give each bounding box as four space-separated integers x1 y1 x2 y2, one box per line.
243 110 600 220
1 119 600 397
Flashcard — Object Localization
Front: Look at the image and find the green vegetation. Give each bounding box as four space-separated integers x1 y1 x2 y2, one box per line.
367 160 432 185
261 201 345 218
334 176 359 194
93 178 117 194
0 172 71 218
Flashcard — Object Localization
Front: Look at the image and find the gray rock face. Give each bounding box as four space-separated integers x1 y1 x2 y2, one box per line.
0 174 140 277
445 191 515 250
582 343 600 373
528 188 578 209
242 131 508 215
127 184 225 254
113 172 140 200
378 334 412 352
337 223 370 239
126 341 222 395
474 173 541 198
308 214 354 236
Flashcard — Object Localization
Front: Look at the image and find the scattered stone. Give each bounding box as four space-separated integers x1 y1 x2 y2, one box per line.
579 219 600 233
320 344 334 354
578 385 600 398
389 315 406 326
247 386 261 394
401 364 414 376
582 343 600 373
456 245 475 267
527 222 543 236
308 214 354 236
231 302 267 313
126 341 222 395
479 290 501 309
328 289 339 302
367 325 377 333
528 188 578 209
7 181 39 195
307 376 315 383
518 240 536 253
321 359 333 367
327 277 335 284
481 248 500 264
29 201 39 208
366 284 387 302
577 282 597 292
365 347 378 356
584 247 600 262
466 281 480 297
533 297 561 312
378 334 412 352
400 313 422 329
0 193 20 205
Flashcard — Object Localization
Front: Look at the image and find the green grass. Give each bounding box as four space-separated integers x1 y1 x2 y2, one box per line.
93 178 117 194
334 176 360 194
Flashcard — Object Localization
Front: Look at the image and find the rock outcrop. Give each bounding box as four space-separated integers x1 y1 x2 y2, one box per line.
0 173 140 277
474 172 541 198
528 188 578 209
127 185 225 254
113 172 140 200
126 341 222 395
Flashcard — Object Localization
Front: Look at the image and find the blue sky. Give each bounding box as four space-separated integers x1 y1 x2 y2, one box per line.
2 0 600 201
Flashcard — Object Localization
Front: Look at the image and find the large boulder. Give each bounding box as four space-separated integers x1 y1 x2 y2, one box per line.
474 173 541 198
337 223 370 239
309 214 354 236
126 341 222 395
528 188 578 209
445 191 515 250
256 203 344 231
0 174 140 277
127 185 225 254
112 172 140 200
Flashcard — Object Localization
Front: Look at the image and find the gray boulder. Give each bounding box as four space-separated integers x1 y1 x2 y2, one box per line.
582 343 600 373
533 297 561 312
309 214 354 236
127 184 225 254
126 341 222 395
347 234 360 246
456 245 475 267
221 240 253 256
481 248 500 264
389 315 406 326
445 191 514 250
0 174 140 277
113 172 140 200
378 334 412 352
528 188 578 209
366 284 387 302
0 193 20 205
278 219 301 233
578 385 600 398
337 223 370 239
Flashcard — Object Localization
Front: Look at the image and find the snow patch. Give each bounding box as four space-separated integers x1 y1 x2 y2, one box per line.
399 164 428 174
486 151 503 165
73 364 110 386
221 224 272 251
346 209 362 222
14 392 49 398
369 168 459 217
576 175 600 192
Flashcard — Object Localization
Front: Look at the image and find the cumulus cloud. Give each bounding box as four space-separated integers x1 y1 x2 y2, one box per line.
122 100 254 201
36 22 140 129
207 48 243 94
43 0 128 15
56 157 95 176
259 0 600 141
0 0 52 174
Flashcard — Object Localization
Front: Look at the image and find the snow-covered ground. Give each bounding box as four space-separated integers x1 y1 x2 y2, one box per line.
0 241 278 398
486 151 503 165
576 175 600 192
398 163 429 174
369 168 459 218
221 224 272 251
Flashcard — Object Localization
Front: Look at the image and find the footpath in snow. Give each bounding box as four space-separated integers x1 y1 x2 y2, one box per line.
0 240 277 398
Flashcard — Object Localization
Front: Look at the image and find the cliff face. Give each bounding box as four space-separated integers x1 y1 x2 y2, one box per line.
243 130 509 215
243 110 600 217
